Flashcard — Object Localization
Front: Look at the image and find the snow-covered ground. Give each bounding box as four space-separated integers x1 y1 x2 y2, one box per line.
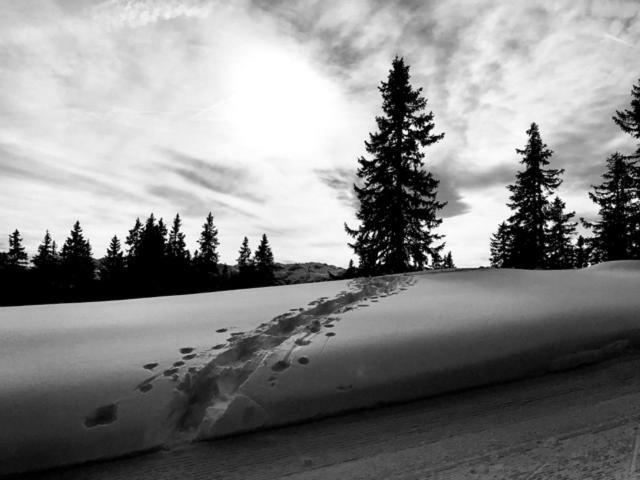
1 262 640 475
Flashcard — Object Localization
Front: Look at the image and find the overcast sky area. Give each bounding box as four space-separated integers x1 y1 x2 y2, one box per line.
1 0 639 267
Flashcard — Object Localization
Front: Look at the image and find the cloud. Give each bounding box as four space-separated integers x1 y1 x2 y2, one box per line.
162 149 265 204
315 165 470 219
91 0 212 29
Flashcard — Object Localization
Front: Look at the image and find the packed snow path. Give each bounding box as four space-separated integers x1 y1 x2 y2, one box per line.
1 262 640 475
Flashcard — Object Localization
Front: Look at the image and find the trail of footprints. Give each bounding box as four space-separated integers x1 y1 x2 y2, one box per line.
85 274 417 428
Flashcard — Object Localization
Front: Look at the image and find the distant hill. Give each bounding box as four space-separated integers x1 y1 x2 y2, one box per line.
274 262 346 285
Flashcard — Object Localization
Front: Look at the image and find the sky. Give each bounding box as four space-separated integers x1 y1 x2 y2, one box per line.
0 0 639 267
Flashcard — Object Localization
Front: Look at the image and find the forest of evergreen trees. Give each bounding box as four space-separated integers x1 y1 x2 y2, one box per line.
0 213 278 306
489 78 640 269
1 59 639 305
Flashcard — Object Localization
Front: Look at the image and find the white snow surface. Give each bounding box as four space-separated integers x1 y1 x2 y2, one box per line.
1 263 640 475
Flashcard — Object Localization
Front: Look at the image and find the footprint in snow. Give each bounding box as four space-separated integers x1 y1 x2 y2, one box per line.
163 367 179 376
212 344 226 350
216 328 227 333
307 320 321 333
173 361 185 367
179 347 194 354
143 362 158 370
183 353 196 360
325 332 336 337
84 403 118 428
271 360 290 372
139 383 153 393
295 338 311 346
298 356 310 365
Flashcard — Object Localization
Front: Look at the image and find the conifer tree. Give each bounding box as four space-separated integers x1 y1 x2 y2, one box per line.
196 212 219 272
254 234 275 285
32 230 59 277
167 214 189 262
125 218 143 259
613 78 640 157
236 237 254 285
8 229 28 268
345 56 446 274
166 214 191 290
489 222 513 268
101 235 125 284
61 221 94 287
583 152 639 260
545 197 577 269
442 251 455 269
505 123 563 268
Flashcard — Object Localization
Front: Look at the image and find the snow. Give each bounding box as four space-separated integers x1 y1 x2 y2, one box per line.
1 263 640 475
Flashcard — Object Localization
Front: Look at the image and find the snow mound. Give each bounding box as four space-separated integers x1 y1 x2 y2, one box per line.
585 260 640 272
2 267 640 475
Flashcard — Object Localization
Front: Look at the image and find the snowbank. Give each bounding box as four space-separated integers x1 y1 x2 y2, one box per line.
1 262 640 475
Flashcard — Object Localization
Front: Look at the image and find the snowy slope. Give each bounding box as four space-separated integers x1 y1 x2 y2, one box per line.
1 263 640 475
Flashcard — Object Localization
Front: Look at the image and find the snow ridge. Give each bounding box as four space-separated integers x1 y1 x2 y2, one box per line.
83 274 416 449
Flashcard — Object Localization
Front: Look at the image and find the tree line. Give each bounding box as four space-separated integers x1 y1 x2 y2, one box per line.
0 212 277 305
489 77 640 269
2 59 638 306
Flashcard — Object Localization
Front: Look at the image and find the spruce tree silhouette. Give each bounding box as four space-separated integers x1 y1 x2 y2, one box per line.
134 214 168 294
583 152 639 260
166 214 191 292
61 221 94 290
236 236 254 287
195 212 220 289
125 218 143 259
100 236 125 294
345 56 446 274
489 222 513 268
505 123 563 269
33 231 56 271
31 230 60 301
8 229 28 268
545 197 577 269
254 234 275 286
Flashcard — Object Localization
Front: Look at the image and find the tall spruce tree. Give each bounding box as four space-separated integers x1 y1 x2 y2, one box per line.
489 222 513 268
613 78 640 158
8 229 28 268
345 56 445 274
61 221 94 287
583 152 639 260
254 234 275 286
505 123 563 268
545 197 577 269
196 212 219 274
